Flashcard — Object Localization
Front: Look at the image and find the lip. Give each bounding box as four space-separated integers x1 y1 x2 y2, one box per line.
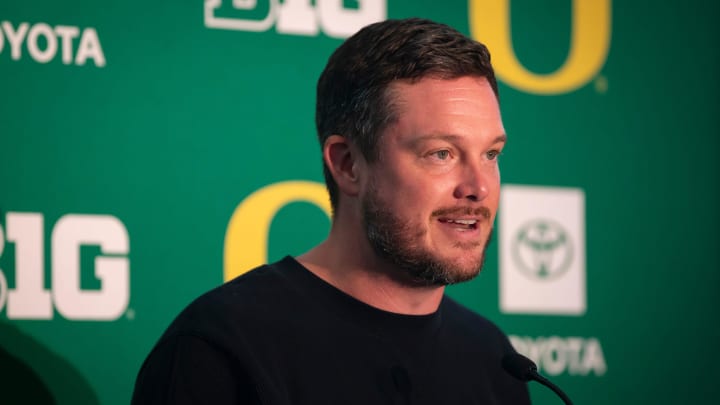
432 206 491 221
438 217 482 225
432 207 490 242
437 218 482 234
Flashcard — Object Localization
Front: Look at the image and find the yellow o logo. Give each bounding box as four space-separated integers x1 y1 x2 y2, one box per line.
223 181 331 282
469 0 612 94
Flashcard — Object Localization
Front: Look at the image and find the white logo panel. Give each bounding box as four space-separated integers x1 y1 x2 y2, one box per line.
500 185 586 315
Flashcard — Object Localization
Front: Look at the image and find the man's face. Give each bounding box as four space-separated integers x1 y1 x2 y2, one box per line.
361 76 505 286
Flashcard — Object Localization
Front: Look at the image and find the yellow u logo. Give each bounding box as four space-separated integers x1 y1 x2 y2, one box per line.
223 181 331 281
469 0 612 94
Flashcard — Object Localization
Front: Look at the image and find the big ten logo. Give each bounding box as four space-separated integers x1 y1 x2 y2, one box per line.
469 0 612 94
0 213 129 321
204 0 386 38
224 181 330 281
0 21 106 67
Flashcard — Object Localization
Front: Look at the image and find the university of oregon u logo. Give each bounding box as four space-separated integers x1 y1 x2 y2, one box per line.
469 0 612 94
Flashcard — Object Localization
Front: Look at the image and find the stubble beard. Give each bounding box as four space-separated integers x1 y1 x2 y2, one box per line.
361 186 493 287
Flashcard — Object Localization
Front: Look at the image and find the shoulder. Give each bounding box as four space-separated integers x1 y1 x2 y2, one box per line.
157 257 303 347
439 296 531 404
132 260 303 405
440 295 514 351
133 257 305 403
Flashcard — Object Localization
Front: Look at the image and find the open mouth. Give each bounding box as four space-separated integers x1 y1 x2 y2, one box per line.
438 218 479 230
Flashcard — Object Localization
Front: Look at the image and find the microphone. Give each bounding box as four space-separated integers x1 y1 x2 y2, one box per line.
502 352 575 405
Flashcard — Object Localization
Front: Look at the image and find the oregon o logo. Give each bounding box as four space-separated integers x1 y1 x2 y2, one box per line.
512 219 573 281
224 181 331 281
469 0 612 94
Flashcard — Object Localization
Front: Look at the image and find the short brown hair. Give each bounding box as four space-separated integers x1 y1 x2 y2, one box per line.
316 18 498 211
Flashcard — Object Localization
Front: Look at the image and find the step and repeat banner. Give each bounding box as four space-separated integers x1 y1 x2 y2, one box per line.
1 1 718 404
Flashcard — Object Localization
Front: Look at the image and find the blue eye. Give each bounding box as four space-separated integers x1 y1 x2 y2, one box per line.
432 150 451 160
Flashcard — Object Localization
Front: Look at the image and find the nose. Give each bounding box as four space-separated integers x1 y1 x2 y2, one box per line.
453 161 491 202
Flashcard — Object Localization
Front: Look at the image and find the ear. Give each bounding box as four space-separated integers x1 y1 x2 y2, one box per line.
323 135 362 198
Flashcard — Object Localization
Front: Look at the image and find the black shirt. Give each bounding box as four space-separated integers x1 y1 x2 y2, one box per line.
132 257 530 404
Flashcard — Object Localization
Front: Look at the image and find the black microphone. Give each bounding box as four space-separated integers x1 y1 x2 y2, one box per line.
502 352 575 405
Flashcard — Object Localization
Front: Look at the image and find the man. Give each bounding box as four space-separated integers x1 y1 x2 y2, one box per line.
132 17 530 404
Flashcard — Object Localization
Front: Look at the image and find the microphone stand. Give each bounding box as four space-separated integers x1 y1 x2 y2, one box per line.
529 371 574 405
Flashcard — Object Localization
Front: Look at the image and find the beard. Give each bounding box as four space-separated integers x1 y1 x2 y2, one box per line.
361 185 493 287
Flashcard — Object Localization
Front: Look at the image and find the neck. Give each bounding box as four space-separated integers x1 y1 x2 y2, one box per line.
297 214 445 315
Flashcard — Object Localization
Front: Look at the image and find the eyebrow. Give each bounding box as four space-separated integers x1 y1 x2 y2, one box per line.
492 134 508 144
412 133 507 145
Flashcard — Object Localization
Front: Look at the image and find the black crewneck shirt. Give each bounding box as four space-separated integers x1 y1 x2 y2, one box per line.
132 257 530 404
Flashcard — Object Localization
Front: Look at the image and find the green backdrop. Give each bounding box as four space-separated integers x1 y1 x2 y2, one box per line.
1 1 718 404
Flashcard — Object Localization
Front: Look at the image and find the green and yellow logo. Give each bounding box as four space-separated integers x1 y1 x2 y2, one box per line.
470 0 612 94
224 181 330 281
